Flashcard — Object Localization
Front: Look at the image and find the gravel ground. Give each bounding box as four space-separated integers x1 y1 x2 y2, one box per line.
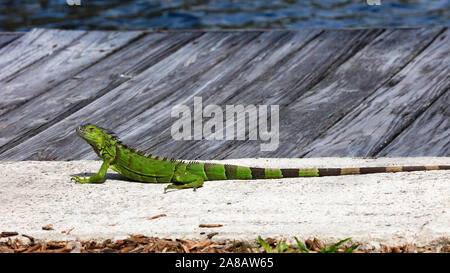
1 157 449 252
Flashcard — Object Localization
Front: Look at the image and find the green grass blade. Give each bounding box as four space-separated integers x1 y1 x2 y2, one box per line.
257 236 273 253
344 244 360 253
276 242 282 253
319 238 352 253
293 237 309 253
277 240 288 253
334 238 352 248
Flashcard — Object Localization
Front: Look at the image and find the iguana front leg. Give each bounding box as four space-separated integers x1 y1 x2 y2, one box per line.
164 171 204 193
72 159 111 183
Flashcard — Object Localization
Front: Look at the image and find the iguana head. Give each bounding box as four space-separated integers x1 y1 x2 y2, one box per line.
76 124 112 156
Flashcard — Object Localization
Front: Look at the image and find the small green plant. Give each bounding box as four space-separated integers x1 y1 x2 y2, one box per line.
293 236 310 253
257 236 274 253
257 236 359 253
318 238 359 253
230 239 253 252
257 236 304 253
276 240 289 253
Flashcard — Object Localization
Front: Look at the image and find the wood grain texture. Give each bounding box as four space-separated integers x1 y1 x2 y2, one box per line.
0 29 86 81
149 29 383 160
378 89 449 156
0 33 22 48
0 29 143 117
0 32 200 154
215 27 445 159
125 29 326 159
0 28 448 161
0 31 262 160
304 28 449 157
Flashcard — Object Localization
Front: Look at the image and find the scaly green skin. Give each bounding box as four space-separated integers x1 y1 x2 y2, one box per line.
72 124 450 192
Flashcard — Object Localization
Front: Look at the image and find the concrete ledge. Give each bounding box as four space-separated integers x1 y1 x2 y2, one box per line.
1 157 449 251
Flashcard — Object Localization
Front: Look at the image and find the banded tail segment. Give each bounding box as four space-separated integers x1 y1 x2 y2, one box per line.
315 165 450 176
200 163 450 181
281 165 450 178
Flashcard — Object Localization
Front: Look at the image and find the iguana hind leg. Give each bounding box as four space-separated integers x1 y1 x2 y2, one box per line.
164 171 204 193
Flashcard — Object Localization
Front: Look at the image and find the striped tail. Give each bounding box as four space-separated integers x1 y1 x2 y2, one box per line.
198 163 449 181
228 165 450 180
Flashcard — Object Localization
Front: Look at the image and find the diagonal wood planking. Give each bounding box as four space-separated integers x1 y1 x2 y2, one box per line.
0 28 448 160
377 89 449 157
140 29 383 160
303 29 450 157
0 29 143 117
215 27 446 159
107 30 310 153
117 30 323 156
0 33 22 48
0 32 200 154
0 31 262 160
0 29 86 82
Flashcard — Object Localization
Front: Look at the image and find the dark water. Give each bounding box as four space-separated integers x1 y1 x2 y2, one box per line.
0 0 449 31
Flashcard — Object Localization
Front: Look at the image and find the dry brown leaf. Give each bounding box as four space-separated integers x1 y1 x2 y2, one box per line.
23 244 41 253
130 246 145 253
42 224 54 231
264 237 277 246
1 231 18 237
0 247 14 253
207 232 219 239
313 238 325 250
199 224 223 228
22 234 35 243
191 239 211 250
180 243 190 253
120 245 136 253
148 214 167 220
305 239 313 249
381 245 392 253
392 247 402 253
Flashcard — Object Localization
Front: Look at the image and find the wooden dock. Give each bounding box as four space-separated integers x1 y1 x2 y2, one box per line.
0 27 448 160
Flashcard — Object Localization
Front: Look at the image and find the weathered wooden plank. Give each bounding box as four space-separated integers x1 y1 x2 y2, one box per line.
0 32 200 153
0 29 143 117
0 29 382 160
0 31 263 160
0 28 447 161
377 89 449 156
118 30 325 150
215 27 445 159
303 29 449 157
0 29 86 81
0 33 22 48
142 29 382 160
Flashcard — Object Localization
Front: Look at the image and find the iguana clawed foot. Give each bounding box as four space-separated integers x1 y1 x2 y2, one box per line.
164 184 202 193
71 176 91 183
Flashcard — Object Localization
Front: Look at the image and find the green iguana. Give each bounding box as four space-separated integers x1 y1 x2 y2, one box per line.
72 124 450 192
